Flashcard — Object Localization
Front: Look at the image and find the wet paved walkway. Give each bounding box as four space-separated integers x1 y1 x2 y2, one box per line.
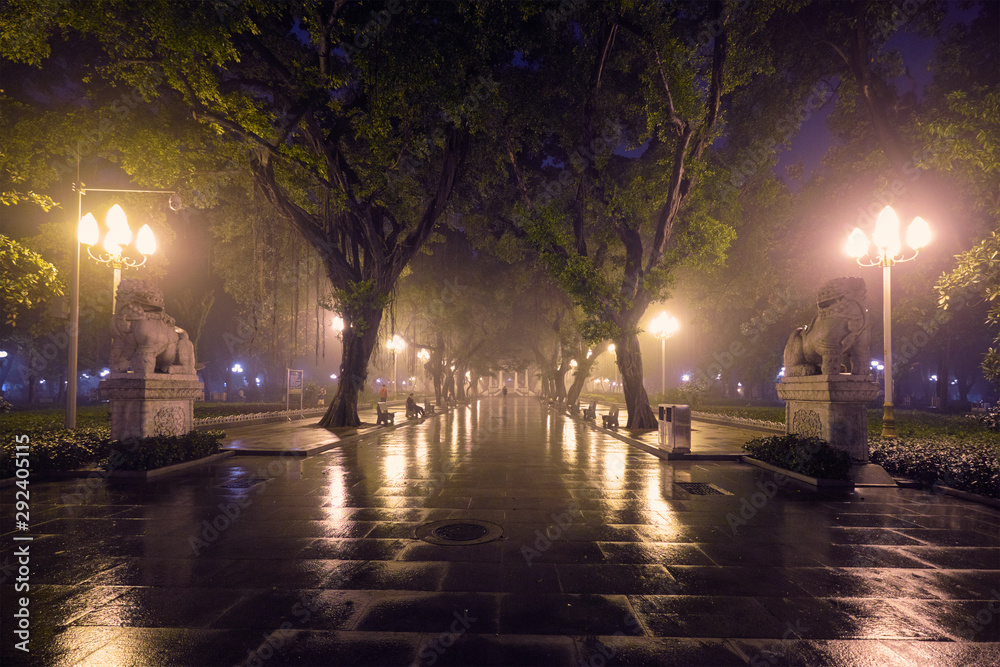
220 401 411 455
2 398 999 666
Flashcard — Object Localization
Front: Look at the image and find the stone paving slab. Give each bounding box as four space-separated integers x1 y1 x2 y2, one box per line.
221 399 443 455
2 397 998 666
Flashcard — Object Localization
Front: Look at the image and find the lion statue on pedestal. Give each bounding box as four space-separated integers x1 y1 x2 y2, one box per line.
783 277 871 377
110 279 196 377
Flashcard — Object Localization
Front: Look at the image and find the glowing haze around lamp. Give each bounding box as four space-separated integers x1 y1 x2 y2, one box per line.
66 174 177 430
649 311 680 395
77 205 156 313
846 205 932 438
386 334 406 398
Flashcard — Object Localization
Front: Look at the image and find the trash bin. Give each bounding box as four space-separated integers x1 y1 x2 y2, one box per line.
658 404 691 454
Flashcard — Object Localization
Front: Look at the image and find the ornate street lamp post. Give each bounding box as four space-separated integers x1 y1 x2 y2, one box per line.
67 190 165 428
649 312 680 396
846 205 931 437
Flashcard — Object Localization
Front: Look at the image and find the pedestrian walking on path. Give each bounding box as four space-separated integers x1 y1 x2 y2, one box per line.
379 384 388 402
502 385 508 398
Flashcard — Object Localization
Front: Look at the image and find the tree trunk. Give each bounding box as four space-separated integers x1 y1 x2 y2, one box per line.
936 343 951 410
554 366 568 402
616 332 657 429
443 368 455 399
455 364 467 401
566 359 596 406
319 308 382 428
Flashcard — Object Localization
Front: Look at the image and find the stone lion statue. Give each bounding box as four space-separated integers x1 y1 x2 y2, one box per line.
783 276 871 377
110 279 196 377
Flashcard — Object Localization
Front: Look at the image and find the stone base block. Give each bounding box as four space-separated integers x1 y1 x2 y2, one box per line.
849 463 896 487
99 376 203 441
777 374 879 462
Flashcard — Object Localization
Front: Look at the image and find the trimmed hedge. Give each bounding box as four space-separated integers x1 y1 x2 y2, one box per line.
0 428 113 478
100 430 225 471
870 435 1000 500
743 434 853 481
1 428 224 478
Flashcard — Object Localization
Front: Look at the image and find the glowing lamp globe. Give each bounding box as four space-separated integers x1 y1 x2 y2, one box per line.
78 213 99 246
906 216 931 250
103 226 130 255
845 228 869 259
105 204 130 233
136 224 157 255
873 206 901 257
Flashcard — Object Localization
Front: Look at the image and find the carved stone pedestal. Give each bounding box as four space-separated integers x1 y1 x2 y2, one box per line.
776 374 879 462
99 374 203 441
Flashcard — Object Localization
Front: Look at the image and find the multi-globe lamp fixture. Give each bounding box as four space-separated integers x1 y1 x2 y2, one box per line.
77 205 157 310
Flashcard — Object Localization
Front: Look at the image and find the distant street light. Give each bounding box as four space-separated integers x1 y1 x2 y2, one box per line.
386 334 406 399
847 205 932 437
607 343 618 393
649 311 680 395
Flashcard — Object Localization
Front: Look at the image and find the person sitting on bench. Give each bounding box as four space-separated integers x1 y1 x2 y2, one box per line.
406 393 425 418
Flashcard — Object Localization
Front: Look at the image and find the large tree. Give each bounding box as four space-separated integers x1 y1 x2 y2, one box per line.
491 1 823 427
4 1 527 425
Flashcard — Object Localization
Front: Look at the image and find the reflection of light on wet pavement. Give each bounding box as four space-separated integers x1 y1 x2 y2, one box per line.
602 451 627 494
325 463 346 505
15 397 999 666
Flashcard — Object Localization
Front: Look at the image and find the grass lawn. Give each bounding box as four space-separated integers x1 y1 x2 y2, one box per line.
0 401 336 434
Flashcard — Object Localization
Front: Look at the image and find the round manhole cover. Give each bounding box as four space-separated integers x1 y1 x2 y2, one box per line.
414 520 504 546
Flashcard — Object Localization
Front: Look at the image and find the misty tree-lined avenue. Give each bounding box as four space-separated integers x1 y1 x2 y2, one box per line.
1 0 997 426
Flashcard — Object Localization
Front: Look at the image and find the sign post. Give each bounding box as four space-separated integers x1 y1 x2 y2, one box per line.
287 368 304 411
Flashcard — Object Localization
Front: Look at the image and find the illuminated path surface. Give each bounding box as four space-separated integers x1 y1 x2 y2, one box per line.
2 398 999 666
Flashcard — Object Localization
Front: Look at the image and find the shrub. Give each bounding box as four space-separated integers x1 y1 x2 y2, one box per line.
743 434 853 481
193 403 290 418
1 428 224 477
973 405 1000 432
870 435 999 500
100 430 225 471
1 428 113 478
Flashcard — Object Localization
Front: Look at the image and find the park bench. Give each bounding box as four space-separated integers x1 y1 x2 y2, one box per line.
406 403 421 419
424 400 436 415
582 401 597 421
602 405 619 429
375 402 395 426
569 401 580 416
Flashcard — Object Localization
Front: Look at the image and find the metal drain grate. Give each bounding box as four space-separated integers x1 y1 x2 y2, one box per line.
219 477 269 489
415 519 504 546
674 482 730 496
433 522 489 541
